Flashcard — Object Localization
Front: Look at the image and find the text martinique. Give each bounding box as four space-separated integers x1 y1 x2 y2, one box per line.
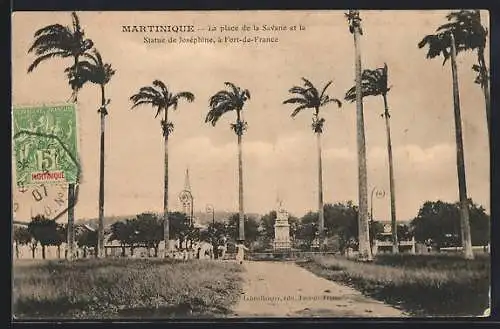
123 25 195 33
144 35 279 44
31 171 65 181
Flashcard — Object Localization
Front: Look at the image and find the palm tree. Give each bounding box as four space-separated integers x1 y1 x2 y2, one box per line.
345 64 398 254
27 11 94 261
346 9 372 261
65 48 115 258
418 26 474 260
435 10 490 139
283 78 342 246
205 82 250 243
130 80 194 257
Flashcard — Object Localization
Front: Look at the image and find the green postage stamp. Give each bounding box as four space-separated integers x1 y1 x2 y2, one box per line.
12 104 79 187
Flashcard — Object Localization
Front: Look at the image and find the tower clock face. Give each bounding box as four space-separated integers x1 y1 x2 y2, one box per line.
13 184 69 222
179 190 192 204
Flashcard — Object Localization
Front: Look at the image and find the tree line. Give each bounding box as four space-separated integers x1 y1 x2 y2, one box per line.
13 215 96 259
14 199 489 259
24 10 489 261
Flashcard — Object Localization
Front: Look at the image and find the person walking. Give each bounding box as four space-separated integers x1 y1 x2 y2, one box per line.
235 243 249 264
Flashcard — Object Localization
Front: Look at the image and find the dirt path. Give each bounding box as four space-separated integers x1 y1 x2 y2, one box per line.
231 261 408 317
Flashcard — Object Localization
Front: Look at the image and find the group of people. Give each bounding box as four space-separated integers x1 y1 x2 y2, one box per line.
168 241 249 264
169 241 231 260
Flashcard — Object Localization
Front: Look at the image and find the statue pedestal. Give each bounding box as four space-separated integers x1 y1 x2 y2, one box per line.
273 207 291 250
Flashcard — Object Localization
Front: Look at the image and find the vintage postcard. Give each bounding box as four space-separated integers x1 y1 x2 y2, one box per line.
11 10 490 319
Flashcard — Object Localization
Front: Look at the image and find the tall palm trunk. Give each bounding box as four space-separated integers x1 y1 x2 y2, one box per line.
163 109 170 257
450 33 474 260
97 84 106 258
383 95 398 254
67 55 79 261
478 48 490 140
316 116 325 243
353 22 372 261
475 10 490 140
67 183 76 260
237 127 245 242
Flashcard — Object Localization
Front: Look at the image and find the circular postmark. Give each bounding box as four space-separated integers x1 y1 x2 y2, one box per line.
13 183 80 222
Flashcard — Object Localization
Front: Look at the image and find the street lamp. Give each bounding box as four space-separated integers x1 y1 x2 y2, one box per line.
206 204 215 225
370 186 386 222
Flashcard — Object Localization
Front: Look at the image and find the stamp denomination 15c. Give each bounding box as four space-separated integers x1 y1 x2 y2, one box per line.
12 104 79 187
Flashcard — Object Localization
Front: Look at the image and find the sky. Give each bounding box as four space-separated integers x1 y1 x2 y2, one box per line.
11 10 490 223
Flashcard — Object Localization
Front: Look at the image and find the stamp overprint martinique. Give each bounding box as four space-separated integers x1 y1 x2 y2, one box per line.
12 104 79 187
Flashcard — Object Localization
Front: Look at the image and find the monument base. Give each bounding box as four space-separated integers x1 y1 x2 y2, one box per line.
273 241 291 250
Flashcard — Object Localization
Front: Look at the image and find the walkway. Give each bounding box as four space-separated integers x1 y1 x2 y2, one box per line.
231 261 407 317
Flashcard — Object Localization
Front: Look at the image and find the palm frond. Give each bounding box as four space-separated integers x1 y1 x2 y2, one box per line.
129 99 155 109
138 86 162 98
170 91 194 110
32 23 69 38
28 11 94 74
283 97 308 105
344 86 357 103
291 105 309 118
93 48 104 66
130 90 162 109
320 80 333 99
82 49 99 66
321 96 342 108
224 81 240 97
285 77 341 119
288 85 307 93
154 107 164 118
301 78 319 99
28 32 73 55
205 104 234 126
209 90 234 108
64 62 94 89
102 64 115 84
206 82 249 126
301 77 314 89
27 51 69 73
71 12 81 33
242 89 251 100
436 10 487 54
174 91 195 103
152 80 169 98
418 32 452 65
344 82 381 103
65 56 115 87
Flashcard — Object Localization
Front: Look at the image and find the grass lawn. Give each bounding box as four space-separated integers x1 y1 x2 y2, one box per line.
298 253 490 317
13 258 243 319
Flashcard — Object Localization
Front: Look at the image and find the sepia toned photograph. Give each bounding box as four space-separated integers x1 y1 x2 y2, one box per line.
11 9 490 319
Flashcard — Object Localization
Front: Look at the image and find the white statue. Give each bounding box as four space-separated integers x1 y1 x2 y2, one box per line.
274 198 291 250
